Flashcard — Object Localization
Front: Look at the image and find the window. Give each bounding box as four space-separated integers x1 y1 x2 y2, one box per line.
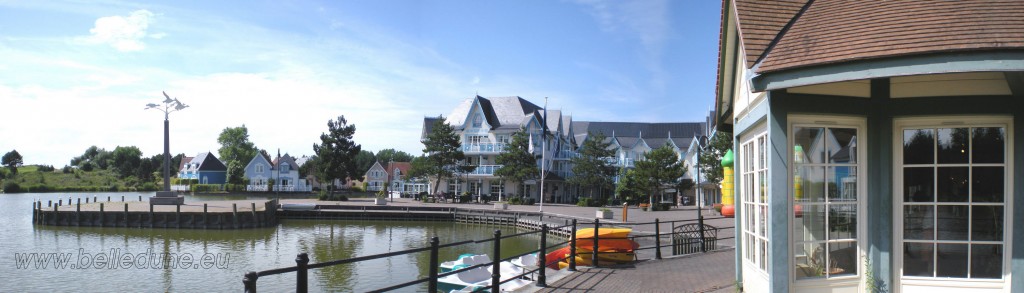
280 163 290 172
897 117 1010 282
255 164 264 173
447 179 460 194
472 114 483 127
467 135 487 145
791 118 863 281
741 130 769 273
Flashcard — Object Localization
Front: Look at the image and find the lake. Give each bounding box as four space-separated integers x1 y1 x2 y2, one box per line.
3 192 551 292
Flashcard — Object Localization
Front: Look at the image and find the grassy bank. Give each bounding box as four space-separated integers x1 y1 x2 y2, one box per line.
1 166 159 193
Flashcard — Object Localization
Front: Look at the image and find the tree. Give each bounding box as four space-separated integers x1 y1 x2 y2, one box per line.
259 149 273 164
375 148 414 163
698 132 733 185
217 125 259 184
633 144 686 206
313 116 362 195
420 117 466 195
354 150 376 175
298 155 318 178
569 131 616 201
2 150 24 176
110 146 143 178
495 129 539 199
615 168 644 203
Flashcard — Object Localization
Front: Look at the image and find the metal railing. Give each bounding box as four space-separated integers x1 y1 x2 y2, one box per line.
468 165 503 175
463 143 507 153
242 217 734 292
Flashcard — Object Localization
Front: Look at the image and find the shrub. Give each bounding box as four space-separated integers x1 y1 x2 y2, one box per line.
37 165 56 172
458 195 471 203
3 181 22 193
652 203 672 211
713 203 723 214
62 166 73 174
80 162 94 172
139 182 159 191
508 197 522 205
349 186 364 192
576 198 592 207
191 184 222 192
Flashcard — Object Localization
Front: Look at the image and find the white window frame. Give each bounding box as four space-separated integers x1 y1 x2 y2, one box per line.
788 115 867 290
256 164 264 173
740 123 770 276
892 116 1013 291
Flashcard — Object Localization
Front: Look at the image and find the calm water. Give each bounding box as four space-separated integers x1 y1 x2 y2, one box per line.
2 192 551 292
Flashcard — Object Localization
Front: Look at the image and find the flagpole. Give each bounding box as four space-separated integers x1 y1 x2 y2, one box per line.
540 97 547 213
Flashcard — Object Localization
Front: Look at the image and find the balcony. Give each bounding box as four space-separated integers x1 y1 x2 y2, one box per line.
603 158 636 168
466 165 503 176
553 150 578 160
462 143 506 154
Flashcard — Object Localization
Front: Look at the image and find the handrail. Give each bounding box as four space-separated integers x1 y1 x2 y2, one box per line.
243 217 731 292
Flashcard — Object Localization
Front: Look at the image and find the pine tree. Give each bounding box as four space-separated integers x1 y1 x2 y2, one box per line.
495 128 539 200
420 117 466 195
634 144 686 206
313 116 362 195
569 131 616 201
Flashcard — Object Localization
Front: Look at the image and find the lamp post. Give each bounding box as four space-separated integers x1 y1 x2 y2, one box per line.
146 91 188 205
694 135 708 252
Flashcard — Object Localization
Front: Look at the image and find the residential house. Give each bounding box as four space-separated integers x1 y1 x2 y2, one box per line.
572 121 706 204
422 96 577 203
364 161 422 196
244 153 310 192
717 1 1024 292
177 152 227 185
244 154 273 191
365 161 388 191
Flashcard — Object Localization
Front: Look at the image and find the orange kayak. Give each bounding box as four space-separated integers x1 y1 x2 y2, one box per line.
575 238 639 252
545 246 571 269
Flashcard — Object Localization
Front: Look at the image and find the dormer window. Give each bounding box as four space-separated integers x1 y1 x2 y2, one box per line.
472 114 483 127
280 163 290 172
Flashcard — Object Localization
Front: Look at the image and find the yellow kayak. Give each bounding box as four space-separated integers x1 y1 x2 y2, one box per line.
572 252 636 265
575 228 632 240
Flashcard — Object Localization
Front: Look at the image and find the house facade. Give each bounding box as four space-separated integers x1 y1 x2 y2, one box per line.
571 121 707 204
718 1 1024 292
422 96 577 203
364 161 423 195
177 152 227 185
365 161 388 192
244 154 309 192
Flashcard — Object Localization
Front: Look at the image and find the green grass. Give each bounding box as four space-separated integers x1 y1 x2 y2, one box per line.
2 166 158 193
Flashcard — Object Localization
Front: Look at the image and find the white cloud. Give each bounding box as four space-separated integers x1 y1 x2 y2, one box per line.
85 9 156 52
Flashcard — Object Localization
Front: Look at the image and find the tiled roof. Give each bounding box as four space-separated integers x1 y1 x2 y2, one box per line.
178 156 194 172
744 0 1024 73
386 162 412 180
733 0 807 68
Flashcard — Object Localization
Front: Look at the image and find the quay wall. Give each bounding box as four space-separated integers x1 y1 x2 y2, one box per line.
33 199 279 229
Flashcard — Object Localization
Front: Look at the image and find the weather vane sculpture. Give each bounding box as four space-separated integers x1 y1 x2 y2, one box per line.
146 91 189 205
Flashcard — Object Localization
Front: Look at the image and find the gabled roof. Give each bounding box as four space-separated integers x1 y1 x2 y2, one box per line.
445 96 543 130
732 0 1024 74
191 152 227 171
421 116 442 140
178 156 194 172
386 162 412 180
272 154 298 170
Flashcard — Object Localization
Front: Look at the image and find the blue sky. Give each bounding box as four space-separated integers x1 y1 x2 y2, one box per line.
0 0 722 167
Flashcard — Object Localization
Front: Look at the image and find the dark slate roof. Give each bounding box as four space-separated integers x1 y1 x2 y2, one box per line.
445 96 542 130
573 121 706 150
733 0 1024 73
192 152 227 171
421 116 441 140
272 154 298 170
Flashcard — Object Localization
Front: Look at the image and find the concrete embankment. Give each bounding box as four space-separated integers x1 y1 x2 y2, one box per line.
33 199 279 229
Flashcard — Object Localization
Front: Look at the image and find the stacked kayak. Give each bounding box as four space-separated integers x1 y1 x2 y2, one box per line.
545 227 638 269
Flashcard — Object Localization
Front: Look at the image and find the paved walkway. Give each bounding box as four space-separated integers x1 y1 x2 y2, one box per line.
533 248 736 293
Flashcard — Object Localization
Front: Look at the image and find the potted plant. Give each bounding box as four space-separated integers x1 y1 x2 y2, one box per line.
494 201 508 210
597 208 613 219
374 189 388 205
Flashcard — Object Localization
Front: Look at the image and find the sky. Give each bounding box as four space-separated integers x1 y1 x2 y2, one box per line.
0 0 723 167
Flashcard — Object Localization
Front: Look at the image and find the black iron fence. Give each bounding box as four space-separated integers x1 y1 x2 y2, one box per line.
243 217 733 292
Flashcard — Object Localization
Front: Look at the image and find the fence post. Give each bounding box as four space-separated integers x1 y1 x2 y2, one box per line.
569 219 577 271
243 271 258 293
491 229 501 293
428 237 440 293
538 224 548 287
592 218 600 267
655 218 662 260
296 253 309 293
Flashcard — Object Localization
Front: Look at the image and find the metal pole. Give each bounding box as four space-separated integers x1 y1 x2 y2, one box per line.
296 253 309 293
243 271 258 293
491 229 501 293
655 218 662 260
569 219 577 271
428 237 439 293
696 136 707 253
592 218 600 267
163 118 171 191
538 224 547 287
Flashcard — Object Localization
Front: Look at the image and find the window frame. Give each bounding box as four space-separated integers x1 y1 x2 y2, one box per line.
893 116 1013 290
740 124 770 276
788 115 867 288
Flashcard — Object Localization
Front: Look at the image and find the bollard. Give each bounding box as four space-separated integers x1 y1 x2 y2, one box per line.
121 196 124 202
622 203 628 222
592 218 600 267
94 196 97 203
99 203 105 227
655 218 662 260
107 196 110 202
491 230 502 293
428 237 440 293
538 224 548 287
48 200 52 207
59 199 63 206
569 219 577 271
295 253 309 293
138 195 142 201
243 271 258 293
86 197 89 203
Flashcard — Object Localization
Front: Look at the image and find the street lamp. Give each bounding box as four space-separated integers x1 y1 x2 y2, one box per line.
693 135 709 252
146 91 188 205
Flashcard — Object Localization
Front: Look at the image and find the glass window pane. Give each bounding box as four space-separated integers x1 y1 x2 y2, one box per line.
758 136 766 169
794 127 825 164
758 171 767 204
827 128 858 164
758 205 767 237
972 167 1004 203
795 242 826 280
904 205 934 240
798 166 825 203
828 166 857 202
972 206 1003 241
971 244 1003 279
829 204 857 240
904 167 934 202
903 242 934 277
936 244 968 278
796 204 826 242
937 128 969 164
936 167 968 202
828 241 857 277
936 205 969 240
904 129 934 164
972 127 1005 164
760 241 768 270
